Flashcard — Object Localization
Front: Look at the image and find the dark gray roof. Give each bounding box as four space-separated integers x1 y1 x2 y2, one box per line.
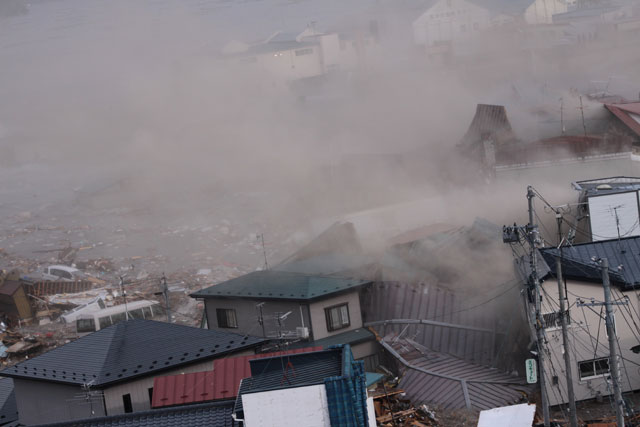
0 378 17 426
1 320 264 387
191 270 371 301
384 337 531 411
234 348 343 418
35 401 238 427
540 237 640 290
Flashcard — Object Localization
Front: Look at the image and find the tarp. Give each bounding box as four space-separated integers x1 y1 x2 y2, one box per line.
324 344 369 427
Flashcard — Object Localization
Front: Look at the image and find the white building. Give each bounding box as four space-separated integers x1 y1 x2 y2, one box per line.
412 0 492 48
536 239 640 406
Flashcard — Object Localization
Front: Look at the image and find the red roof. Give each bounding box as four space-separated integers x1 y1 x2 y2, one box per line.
152 346 321 408
605 103 640 137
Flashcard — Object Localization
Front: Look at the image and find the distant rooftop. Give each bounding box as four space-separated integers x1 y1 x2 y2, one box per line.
191 270 372 301
0 320 264 387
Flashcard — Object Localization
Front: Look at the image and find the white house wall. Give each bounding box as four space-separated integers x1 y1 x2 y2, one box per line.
242 384 377 426
242 384 331 427
309 290 363 340
588 192 640 242
541 279 640 406
412 0 491 47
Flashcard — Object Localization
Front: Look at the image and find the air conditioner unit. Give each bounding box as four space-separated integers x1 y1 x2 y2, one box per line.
296 326 309 339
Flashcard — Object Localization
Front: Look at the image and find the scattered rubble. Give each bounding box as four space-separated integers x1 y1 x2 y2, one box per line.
372 387 439 426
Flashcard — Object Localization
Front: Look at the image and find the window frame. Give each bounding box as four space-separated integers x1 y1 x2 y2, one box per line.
76 318 96 333
216 308 238 329
324 303 351 332
578 357 610 380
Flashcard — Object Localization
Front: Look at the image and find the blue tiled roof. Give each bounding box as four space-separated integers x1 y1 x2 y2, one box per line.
35 401 238 427
540 236 640 290
191 270 371 301
1 320 264 387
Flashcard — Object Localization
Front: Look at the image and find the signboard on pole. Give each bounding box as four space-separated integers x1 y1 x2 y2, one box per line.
526 359 538 384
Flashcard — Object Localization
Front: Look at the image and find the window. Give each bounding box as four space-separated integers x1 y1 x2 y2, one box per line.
51 269 72 280
142 306 152 319
122 393 133 413
76 318 96 333
325 303 350 332
111 312 126 323
579 357 610 380
97 299 106 309
216 308 238 328
99 316 113 330
130 308 144 319
295 48 313 56
148 388 153 404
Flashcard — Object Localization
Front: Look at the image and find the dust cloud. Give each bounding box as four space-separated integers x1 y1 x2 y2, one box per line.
0 0 639 272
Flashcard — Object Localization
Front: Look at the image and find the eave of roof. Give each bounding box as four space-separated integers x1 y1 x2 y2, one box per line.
190 270 372 301
35 400 238 427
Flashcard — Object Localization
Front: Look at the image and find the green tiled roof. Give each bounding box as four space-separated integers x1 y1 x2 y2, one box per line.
191 270 371 301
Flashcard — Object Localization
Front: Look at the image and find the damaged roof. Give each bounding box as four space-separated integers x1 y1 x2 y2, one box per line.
460 104 517 149
36 401 238 427
0 320 264 387
191 270 371 301
540 236 640 290
383 337 530 411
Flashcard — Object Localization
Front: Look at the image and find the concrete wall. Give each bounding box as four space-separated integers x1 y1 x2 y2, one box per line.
495 154 640 188
14 378 106 425
308 291 363 340
204 297 312 339
541 279 640 406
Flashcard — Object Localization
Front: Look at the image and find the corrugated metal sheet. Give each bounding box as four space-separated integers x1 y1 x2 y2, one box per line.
384 337 531 411
152 347 321 408
362 281 501 366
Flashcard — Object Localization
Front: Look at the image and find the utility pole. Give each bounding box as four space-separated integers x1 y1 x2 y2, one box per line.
555 258 578 427
527 186 551 427
162 274 171 323
602 258 625 427
119 276 130 321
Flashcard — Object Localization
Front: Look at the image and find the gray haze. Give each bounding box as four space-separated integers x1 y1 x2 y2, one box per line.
0 0 639 273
